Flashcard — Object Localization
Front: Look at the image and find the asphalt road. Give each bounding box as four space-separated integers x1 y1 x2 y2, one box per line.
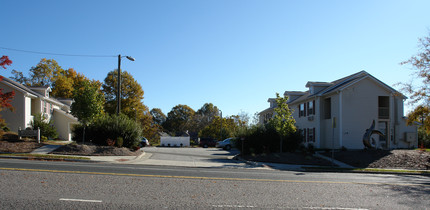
0 158 429 209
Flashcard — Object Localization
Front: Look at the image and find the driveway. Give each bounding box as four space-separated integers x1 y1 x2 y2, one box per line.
135 147 247 168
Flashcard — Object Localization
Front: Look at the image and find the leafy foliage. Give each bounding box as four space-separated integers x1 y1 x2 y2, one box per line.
73 114 142 148
0 55 15 134
71 80 105 125
235 124 302 155
102 70 158 142
163 104 195 135
27 58 63 86
30 113 58 140
150 108 166 125
270 93 296 136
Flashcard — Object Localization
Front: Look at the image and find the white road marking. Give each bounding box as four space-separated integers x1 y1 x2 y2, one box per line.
59 198 102 203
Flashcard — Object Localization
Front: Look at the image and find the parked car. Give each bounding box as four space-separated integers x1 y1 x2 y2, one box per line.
216 138 235 150
199 138 217 148
140 137 150 147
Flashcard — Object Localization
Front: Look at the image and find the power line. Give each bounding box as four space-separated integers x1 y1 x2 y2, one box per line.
0 46 116 58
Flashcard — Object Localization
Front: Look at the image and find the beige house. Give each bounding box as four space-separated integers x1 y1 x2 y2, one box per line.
0 76 78 141
259 71 417 150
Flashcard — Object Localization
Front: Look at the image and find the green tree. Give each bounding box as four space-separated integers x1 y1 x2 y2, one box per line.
150 108 166 126
193 103 219 131
102 70 158 142
70 80 105 125
269 93 296 152
199 115 242 140
31 113 58 140
163 104 195 135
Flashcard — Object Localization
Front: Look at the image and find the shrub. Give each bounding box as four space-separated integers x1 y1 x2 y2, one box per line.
73 114 142 149
235 123 303 155
31 113 58 140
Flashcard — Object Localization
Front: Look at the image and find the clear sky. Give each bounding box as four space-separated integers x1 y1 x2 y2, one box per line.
1 0 429 117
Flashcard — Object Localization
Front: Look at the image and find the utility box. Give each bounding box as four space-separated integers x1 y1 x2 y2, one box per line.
405 132 417 143
160 137 190 147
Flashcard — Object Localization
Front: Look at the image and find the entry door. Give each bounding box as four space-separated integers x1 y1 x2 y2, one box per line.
377 121 389 149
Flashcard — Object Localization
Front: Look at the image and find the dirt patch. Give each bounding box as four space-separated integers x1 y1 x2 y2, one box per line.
323 149 430 170
50 144 142 156
0 139 44 153
243 152 333 166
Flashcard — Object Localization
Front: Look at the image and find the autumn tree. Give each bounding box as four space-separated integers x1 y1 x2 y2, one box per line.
10 58 94 99
401 32 430 105
0 55 16 130
51 68 91 98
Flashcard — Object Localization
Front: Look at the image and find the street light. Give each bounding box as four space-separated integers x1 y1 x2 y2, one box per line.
117 54 135 115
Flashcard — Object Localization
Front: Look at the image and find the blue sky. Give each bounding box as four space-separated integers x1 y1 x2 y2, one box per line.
1 0 429 117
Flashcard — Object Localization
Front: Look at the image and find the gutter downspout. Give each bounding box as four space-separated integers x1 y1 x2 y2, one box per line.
338 90 343 148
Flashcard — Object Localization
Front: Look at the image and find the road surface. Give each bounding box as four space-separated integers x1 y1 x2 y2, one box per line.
0 158 429 209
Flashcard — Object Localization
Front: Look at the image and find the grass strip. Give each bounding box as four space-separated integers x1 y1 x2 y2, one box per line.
0 153 90 160
303 166 430 174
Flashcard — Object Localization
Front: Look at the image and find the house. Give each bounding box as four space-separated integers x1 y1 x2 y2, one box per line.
0 76 78 141
259 71 418 150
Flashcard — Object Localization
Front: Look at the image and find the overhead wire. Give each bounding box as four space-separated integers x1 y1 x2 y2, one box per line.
0 46 116 58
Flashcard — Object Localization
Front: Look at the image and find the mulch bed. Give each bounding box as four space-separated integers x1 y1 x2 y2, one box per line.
50 144 142 156
243 152 333 166
323 149 430 170
0 139 44 153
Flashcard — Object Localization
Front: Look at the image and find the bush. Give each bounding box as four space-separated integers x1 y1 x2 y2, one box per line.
73 114 142 149
31 113 58 140
235 123 302 155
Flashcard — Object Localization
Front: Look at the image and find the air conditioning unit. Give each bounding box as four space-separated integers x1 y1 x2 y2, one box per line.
308 116 314 121
404 132 416 143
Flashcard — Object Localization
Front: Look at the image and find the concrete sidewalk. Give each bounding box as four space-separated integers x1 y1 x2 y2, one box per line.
31 145 64 154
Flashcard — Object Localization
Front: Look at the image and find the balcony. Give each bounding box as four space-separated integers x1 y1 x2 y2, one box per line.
378 107 389 119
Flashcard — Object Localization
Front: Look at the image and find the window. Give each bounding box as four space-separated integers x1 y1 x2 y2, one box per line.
306 128 315 142
307 100 315 116
378 96 389 119
323 98 331 119
299 104 305 117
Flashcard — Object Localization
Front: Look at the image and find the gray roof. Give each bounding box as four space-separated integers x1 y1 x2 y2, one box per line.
0 76 70 108
286 71 405 104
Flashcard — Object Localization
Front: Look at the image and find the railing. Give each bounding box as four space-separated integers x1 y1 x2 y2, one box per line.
378 107 389 119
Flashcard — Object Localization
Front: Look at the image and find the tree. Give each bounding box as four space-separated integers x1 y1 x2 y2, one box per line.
28 58 64 87
163 104 195 135
71 80 105 125
269 93 296 152
102 70 145 116
51 68 90 98
194 103 219 130
0 56 12 69
150 108 166 126
70 80 105 143
199 115 240 140
400 32 430 105
102 70 158 142
0 55 15 130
